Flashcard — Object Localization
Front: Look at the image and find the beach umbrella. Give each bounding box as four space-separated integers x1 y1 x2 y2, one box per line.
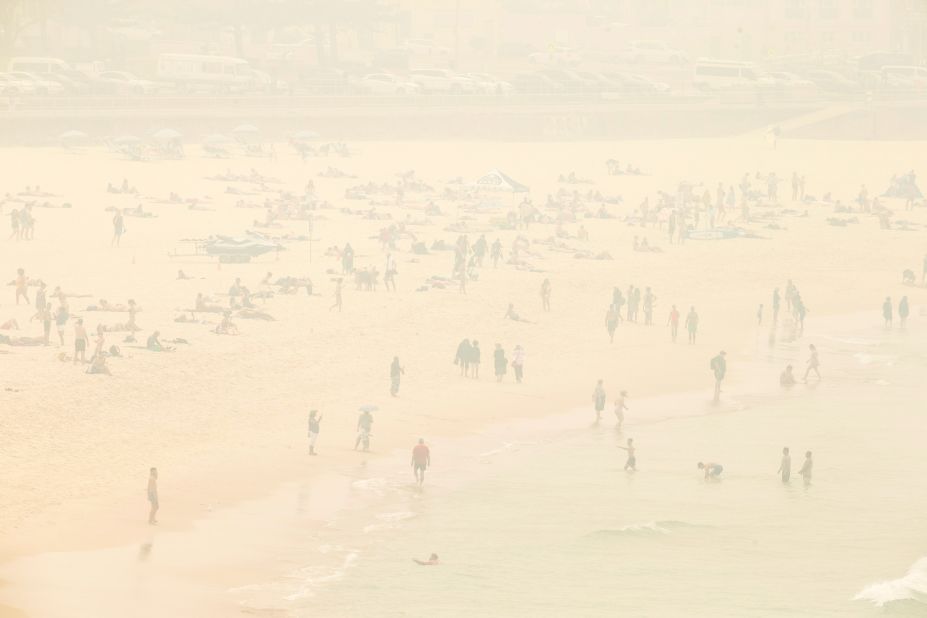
291 130 320 141
152 128 182 142
232 124 260 134
58 130 88 142
358 404 378 413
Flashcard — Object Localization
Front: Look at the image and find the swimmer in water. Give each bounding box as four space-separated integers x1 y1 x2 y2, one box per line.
413 553 439 566
697 461 723 480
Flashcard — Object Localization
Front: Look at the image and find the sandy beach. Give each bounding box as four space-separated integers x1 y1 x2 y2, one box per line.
1 135 926 616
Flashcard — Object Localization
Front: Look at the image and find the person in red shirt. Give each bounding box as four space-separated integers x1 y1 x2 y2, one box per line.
667 304 680 342
411 438 431 487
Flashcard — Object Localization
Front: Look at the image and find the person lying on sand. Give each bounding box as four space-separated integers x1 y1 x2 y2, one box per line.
413 554 439 566
0 334 44 346
195 293 224 313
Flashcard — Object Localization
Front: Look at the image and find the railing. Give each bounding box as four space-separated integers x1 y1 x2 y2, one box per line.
1 88 926 114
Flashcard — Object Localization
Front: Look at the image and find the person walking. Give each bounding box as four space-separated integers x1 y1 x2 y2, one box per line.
147 467 159 525
390 356 404 396
685 306 699 344
411 438 431 487
511 345 525 383
308 410 322 455
803 344 821 382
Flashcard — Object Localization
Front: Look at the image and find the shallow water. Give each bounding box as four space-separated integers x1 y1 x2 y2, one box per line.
4 316 925 617
233 317 927 617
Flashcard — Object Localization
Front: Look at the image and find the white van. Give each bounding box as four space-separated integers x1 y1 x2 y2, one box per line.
8 57 70 74
693 59 762 88
880 65 927 88
156 54 253 91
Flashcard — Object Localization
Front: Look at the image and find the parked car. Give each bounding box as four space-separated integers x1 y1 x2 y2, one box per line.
536 68 599 93
528 46 582 66
804 70 862 93
408 69 476 94
357 73 421 95
464 72 514 95
7 71 64 94
96 70 159 94
625 40 687 64
0 72 36 94
509 72 566 94
880 65 927 90
602 71 670 96
766 71 816 88
299 68 356 94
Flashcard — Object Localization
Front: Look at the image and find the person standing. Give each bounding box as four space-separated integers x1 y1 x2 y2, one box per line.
329 279 343 312
667 304 680 342
613 391 628 431
493 344 507 382
411 438 431 487
772 288 781 323
592 379 606 422
899 296 909 328
757 304 764 326
803 344 821 382
470 340 481 379
685 306 699 344
73 318 89 364
540 278 551 312
618 438 636 471
511 345 525 383
642 287 656 326
112 211 125 247
390 356 404 396
798 451 813 485
778 447 791 483
384 253 397 292
355 410 373 451
882 296 892 328
147 467 159 525
14 268 29 305
606 304 620 343
308 410 322 455
710 350 726 403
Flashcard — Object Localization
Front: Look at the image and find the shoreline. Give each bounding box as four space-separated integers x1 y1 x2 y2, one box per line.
0 306 910 617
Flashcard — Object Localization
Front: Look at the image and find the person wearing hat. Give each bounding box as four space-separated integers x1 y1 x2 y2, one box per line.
710 350 727 403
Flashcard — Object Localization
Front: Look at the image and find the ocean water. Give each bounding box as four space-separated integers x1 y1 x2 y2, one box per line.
233 316 927 618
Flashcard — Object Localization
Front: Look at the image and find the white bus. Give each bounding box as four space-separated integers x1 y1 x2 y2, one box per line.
693 59 762 88
156 54 253 91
